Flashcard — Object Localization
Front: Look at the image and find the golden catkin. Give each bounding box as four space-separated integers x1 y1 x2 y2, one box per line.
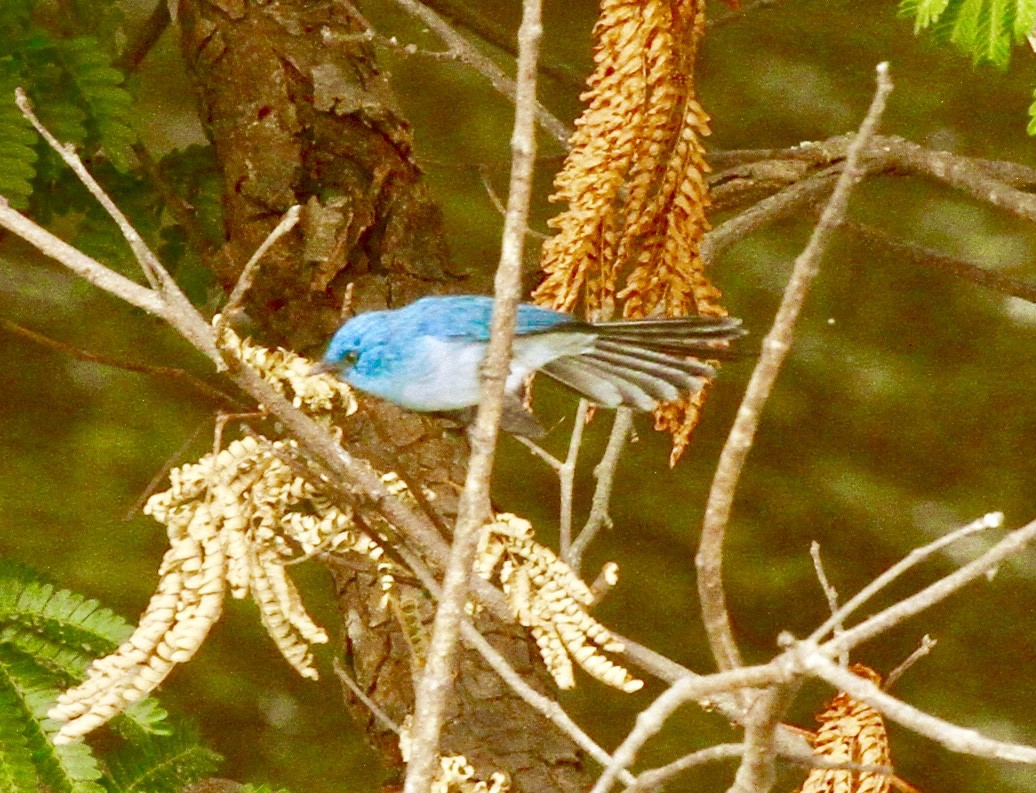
535 0 726 462
797 665 894 793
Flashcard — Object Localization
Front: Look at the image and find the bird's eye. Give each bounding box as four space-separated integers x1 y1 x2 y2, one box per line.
343 350 359 367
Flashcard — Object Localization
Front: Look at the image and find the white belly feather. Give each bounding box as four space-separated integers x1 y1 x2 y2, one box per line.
397 332 595 411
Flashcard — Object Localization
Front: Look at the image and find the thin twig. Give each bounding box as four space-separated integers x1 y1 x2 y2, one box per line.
696 63 893 676
589 665 786 793
371 524 637 786
387 0 569 145
824 515 1034 657
808 511 1002 644
0 198 168 318
513 434 563 470
215 204 301 337
14 89 220 362
840 220 1036 305
725 682 801 793
0 319 238 407
884 635 937 690
701 166 841 265
402 1 544 788
558 399 589 559
420 0 586 91
794 646 1036 764
624 743 745 792
333 657 402 734
19 91 157 291
122 420 209 520
115 0 172 72
568 408 633 573
479 165 549 240
809 542 847 666
459 621 636 786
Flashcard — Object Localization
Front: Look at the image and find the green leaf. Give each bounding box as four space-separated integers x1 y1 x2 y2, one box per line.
1027 86 1036 134
55 37 136 171
0 675 40 792
102 724 221 793
901 0 1036 67
0 569 133 656
0 647 105 793
0 66 40 208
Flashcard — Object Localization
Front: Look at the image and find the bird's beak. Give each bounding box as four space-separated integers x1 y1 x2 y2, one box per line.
307 361 339 376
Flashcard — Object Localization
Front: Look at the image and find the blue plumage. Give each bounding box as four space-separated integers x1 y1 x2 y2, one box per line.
320 294 743 435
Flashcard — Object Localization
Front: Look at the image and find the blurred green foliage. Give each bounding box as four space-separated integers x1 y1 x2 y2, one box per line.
1 1 1034 792
0 560 240 792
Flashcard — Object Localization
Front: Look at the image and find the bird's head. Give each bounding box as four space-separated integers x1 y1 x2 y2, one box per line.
312 310 391 378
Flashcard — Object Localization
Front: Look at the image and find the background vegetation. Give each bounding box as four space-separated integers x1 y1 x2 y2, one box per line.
1 0 1034 790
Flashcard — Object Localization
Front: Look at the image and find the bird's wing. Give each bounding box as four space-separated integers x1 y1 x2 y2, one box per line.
592 316 744 356
539 317 736 410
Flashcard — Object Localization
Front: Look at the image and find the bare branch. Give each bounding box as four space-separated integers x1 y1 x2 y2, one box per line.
884 635 937 690
403 0 544 786
568 408 633 574
808 511 1003 644
696 63 893 676
839 220 1036 305
0 200 169 319
795 647 1036 764
0 319 237 407
701 166 840 265
419 0 586 90
17 90 160 292
115 0 172 72
809 542 847 666
725 683 801 793
215 204 302 336
123 420 210 520
387 0 570 145
459 622 636 787
12 89 220 362
559 400 589 559
589 665 787 793
880 136 1036 222
825 515 1036 656
624 743 745 792
333 657 402 735
513 434 563 470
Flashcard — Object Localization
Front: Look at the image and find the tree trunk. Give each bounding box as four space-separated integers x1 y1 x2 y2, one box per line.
176 1 591 789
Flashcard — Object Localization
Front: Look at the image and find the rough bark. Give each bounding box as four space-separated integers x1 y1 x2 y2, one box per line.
175 0 591 789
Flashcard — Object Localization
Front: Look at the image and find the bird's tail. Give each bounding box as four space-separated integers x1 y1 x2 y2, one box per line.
540 316 744 411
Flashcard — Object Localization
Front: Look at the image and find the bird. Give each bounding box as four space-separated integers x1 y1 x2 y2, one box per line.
314 295 744 437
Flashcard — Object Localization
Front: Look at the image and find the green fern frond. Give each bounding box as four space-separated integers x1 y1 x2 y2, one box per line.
0 67 40 208
1013 0 1036 34
0 647 105 793
900 0 954 27
102 724 222 793
0 563 172 739
0 676 40 792
902 0 1036 67
55 37 136 171
0 566 133 656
